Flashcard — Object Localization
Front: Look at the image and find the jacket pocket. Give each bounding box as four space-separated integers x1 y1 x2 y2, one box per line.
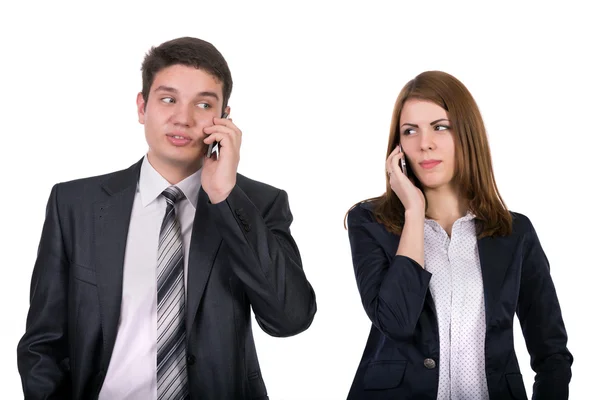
72 263 97 286
363 360 407 390
506 373 528 400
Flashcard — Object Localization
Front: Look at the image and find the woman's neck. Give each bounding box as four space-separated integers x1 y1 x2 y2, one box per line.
424 184 469 222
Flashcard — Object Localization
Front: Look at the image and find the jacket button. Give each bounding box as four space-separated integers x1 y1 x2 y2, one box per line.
187 355 196 366
424 358 436 369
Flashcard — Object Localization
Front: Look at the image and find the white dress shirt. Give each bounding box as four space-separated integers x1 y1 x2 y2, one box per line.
424 212 489 400
99 155 201 400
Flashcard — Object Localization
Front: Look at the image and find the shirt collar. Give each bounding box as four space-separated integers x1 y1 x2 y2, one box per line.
462 210 477 222
139 154 202 209
424 210 477 232
425 210 476 223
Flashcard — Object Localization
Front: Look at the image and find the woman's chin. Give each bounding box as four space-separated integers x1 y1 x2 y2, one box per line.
419 178 453 191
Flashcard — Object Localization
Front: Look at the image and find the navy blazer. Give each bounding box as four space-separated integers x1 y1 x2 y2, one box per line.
17 159 317 400
346 202 572 400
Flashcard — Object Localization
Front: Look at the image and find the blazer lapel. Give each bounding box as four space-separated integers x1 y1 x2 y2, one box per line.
477 232 521 326
94 159 141 367
186 187 223 340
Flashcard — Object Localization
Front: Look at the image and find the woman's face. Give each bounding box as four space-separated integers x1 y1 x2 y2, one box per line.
399 99 456 191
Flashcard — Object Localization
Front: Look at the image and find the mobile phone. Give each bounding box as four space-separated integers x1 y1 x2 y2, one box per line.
206 112 229 159
399 143 408 176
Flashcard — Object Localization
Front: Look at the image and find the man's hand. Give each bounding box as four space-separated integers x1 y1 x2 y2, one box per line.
201 116 242 204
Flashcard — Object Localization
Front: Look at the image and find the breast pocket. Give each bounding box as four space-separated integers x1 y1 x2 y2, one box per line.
363 360 407 390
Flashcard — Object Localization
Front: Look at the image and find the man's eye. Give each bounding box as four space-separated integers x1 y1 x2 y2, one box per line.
160 97 175 104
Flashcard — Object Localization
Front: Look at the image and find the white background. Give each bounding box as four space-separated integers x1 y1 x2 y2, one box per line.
1 1 598 399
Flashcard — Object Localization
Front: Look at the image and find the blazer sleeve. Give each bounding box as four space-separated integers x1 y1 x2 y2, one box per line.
517 217 573 400
347 205 432 341
17 184 72 399
208 185 316 337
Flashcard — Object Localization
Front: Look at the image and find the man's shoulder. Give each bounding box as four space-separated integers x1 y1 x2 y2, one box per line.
53 160 141 202
58 167 126 188
236 173 282 197
234 173 289 210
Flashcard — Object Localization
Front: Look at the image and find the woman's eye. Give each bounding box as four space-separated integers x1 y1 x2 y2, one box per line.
403 128 416 135
435 125 450 131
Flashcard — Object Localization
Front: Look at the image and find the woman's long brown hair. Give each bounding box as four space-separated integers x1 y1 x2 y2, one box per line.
348 71 512 239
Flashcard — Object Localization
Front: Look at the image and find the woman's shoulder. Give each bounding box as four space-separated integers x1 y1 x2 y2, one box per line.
348 199 376 215
507 210 536 236
347 200 379 226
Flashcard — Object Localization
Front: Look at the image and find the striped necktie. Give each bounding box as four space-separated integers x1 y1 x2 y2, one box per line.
157 186 188 400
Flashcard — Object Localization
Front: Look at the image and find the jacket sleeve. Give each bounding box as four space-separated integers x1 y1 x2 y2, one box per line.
347 205 431 341
208 185 316 337
517 217 573 400
17 184 72 399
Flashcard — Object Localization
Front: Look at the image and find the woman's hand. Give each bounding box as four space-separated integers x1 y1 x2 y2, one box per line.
386 146 425 214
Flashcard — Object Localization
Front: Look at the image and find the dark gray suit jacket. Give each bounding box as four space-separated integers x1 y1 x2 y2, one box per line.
17 158 317 400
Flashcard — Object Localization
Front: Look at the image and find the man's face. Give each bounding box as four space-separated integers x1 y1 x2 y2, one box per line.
137 64 229 172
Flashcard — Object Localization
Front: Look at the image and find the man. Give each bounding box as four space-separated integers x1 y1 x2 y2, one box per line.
17 37 317 400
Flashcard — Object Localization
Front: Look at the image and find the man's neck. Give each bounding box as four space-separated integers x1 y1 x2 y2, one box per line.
146 153 201 185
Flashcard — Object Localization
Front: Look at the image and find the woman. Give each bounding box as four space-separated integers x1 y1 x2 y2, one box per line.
346 71 572 400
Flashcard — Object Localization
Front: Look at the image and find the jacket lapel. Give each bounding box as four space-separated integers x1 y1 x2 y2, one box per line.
94 159 141 367
186 187 223 340
477 232 520 326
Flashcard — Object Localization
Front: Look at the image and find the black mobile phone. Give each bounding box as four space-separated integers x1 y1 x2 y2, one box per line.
206 112 229 159
399 143 408 176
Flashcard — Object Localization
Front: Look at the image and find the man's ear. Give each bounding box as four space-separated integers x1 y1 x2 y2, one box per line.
136 92 146 124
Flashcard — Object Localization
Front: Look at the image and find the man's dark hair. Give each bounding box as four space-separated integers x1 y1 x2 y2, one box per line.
141 37 233 111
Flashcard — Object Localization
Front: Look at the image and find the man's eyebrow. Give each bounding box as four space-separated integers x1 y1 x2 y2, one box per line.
153 87 220 101
196 91 220 100
154 85 178 93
